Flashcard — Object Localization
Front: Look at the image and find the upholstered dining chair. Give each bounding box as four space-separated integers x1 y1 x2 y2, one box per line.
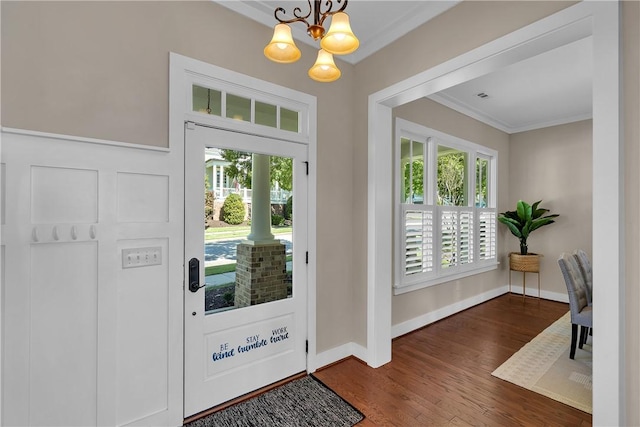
558 253 593 359
573 249 593 306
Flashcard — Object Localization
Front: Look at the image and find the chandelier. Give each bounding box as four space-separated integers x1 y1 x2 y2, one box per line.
264 0 359 83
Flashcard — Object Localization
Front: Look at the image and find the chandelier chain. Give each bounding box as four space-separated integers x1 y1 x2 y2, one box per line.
274 0 348 29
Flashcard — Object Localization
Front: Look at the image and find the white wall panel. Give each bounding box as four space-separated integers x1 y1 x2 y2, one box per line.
30 242 98 426
31 166 98 224
1 130 183 427
117 173 169 223
116 238 169 426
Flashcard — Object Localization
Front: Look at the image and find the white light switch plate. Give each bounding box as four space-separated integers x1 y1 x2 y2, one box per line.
122 247 162 268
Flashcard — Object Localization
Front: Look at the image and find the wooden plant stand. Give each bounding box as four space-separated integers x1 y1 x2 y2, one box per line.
509 253 541 300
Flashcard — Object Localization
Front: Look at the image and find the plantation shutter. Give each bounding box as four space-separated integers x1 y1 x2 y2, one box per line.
403 206 434 276
440 209 458 269
459 209 474 265
478 209 497 260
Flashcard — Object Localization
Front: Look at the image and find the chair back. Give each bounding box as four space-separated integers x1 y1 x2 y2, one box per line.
558 253 589 322
573 249 592 304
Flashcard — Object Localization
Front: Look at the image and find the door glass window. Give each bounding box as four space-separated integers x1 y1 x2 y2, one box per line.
203 148 293 314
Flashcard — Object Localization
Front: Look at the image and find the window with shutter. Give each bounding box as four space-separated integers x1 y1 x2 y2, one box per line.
395 119 498 294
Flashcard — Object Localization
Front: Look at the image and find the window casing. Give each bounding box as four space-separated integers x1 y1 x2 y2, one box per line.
395 119 498 294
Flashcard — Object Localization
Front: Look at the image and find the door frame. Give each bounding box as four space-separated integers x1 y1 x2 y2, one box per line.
367 2 621 425
169 52 318 414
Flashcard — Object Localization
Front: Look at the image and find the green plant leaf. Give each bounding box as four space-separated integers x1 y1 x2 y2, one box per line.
498 200 558 248
521 219 532 240
498 216 518 225
516 200 532 222
529 216 558 232
501 220 522 238
532 208 549 219
531 200 541 213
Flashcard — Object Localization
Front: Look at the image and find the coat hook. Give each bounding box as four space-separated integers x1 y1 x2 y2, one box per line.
52 226 59 241
71 226 78 240
90 225 97 239
32 227 39 243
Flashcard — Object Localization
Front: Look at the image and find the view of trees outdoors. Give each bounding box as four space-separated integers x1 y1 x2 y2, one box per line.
402 142 488 207
204 149 294 313
437 149 466 206
220 149 293 191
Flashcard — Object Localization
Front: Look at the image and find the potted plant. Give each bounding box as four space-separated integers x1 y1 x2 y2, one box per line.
498 200 559 255
498 200 558 273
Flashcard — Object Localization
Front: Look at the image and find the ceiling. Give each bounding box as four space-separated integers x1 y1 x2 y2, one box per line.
215 0 593 134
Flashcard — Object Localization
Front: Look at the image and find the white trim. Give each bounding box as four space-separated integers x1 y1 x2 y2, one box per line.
169 52 320 411
395 263 499 295
313 342 368 371
392 286 569 339
429 92 593 134
396 119 499 158
368 3 621 424
392 286 507 339
590 3 622 424
0 127 170 153
367 101 393 368
507 286 570 304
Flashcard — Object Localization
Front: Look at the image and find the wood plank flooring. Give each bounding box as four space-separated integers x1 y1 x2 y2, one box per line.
314 294 592 427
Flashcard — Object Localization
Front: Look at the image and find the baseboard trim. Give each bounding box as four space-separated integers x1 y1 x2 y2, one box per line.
391 286 509 339
313 342 368 371
508 284 569 303
313 284 568 370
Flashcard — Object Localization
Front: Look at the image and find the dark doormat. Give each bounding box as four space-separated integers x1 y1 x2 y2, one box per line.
185 375 364 427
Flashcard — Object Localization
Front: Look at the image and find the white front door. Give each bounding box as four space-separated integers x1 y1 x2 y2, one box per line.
184 124 308 417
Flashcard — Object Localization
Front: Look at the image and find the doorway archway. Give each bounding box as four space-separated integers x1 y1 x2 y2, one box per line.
367 3 621 424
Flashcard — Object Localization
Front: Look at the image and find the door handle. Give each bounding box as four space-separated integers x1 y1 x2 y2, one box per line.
188 258 204 293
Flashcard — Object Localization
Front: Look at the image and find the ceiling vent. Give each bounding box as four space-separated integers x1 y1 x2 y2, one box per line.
476 92 489 99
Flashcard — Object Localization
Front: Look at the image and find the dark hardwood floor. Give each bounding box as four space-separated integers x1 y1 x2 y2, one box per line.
314 294 592 427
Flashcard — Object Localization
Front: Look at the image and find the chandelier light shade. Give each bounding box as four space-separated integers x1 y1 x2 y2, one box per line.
264 23 302 63
264 0 358 82
320 12 359 55
308 49 341 82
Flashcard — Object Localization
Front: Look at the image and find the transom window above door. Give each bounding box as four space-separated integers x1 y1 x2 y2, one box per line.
192 84 300 134
395 118 498 294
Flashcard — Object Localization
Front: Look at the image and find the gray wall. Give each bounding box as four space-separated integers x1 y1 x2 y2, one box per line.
508 120 592 296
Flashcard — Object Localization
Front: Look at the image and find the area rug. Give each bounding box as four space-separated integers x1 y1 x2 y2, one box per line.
185 375 364 427
492 311 592 413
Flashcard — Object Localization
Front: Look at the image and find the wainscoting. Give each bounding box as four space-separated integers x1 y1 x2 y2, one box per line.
1 130 183 426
